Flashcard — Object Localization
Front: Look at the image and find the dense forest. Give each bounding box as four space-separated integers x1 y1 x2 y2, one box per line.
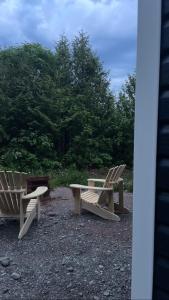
0 33 135 173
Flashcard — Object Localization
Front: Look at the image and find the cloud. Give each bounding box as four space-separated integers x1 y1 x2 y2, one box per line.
0 0 137 91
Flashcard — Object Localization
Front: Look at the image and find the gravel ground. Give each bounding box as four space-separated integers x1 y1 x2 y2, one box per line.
0 188 132 300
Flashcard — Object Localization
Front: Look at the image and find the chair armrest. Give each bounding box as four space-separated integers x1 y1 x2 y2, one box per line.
87 178 105 183
70 184 112 191
22 186 48 199
118 177 123 182
88 178 123 184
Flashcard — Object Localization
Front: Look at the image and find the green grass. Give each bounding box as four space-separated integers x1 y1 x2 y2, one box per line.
50 168 88 188
49 167 133 192
123 169 133 192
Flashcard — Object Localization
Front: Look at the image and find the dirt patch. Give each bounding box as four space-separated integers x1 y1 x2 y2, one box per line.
0 188 132 300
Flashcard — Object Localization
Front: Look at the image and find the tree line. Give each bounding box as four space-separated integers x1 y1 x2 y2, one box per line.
0 33 135 172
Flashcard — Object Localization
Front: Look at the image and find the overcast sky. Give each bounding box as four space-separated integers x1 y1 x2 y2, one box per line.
0 0 138 92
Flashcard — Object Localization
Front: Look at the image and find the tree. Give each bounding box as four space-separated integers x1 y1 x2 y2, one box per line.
0 34 135 172
114 73 136 166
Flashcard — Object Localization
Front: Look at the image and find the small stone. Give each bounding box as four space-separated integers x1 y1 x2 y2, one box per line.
67 267 74 272
99 265 104 269
67 283 72 288
79 292 83 297
93 296 99 300
89 280 95 285
0 257 10 267
120 267 125 272
11 272 21 280
103 290 110 296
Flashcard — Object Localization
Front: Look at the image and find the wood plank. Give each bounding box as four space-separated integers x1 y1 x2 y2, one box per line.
0 171 14 212
21 172 28 189
6 171 18 213
18 206 36 239
82 201 120 221
72 188 81 215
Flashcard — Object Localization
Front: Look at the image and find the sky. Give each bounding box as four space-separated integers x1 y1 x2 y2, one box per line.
0 0 138 92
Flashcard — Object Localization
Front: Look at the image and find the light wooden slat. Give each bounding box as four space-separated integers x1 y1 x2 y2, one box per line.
6 171 18 213
6 171 14 189
109 166 119 185
113 165 126 181
0 177 9 213
21 172 28 189
13 172 21 189
26 199 37 212
19 206 36 239
22 186 52 199
81 193 98 201
82 201 120 221
0 171 14 212
69 184 112 191
0 194 7 211
13 172 22 211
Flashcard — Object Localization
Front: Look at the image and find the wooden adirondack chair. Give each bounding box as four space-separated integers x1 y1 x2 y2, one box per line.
0 171 48 239
70 165 129 221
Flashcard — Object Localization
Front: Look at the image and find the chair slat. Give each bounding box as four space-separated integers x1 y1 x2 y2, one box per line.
21 172 28 189
113 165 126 181
6 171 19 212
0 171 8 189
6 171 14 189
0 171 14 212
99 165 126 206
13 172 22 189
0 194 9 212
12 172 22 211
109 166 119 184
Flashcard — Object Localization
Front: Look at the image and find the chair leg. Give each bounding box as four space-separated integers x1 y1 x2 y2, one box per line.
37 197 40 221
72 188 81 215
114 180 129 214
118 179 124 210
20 195 24 230
108 190 114 212
18 207 36 239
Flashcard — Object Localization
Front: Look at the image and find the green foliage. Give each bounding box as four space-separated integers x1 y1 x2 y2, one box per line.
114 73 136 167
50 167 88 188
123 169 133 192
0 33 135 172
50 167 133 192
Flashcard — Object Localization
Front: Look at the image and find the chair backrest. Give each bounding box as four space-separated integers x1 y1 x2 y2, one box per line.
103 164 126 188
98 165 126 205
0 171 28 215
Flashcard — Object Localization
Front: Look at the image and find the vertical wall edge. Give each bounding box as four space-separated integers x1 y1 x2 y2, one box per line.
131 0 162 299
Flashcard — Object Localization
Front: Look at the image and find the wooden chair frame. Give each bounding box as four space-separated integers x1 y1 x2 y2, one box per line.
70 165 129 221
0 171 48 239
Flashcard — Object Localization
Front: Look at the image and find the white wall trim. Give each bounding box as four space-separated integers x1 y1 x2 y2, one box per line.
131 0 162 299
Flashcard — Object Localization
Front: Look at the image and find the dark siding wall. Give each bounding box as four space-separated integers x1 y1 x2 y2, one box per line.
153 1 169 299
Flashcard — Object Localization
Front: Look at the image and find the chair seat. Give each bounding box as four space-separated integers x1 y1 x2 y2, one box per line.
26 199 38 214
81 191 99 204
